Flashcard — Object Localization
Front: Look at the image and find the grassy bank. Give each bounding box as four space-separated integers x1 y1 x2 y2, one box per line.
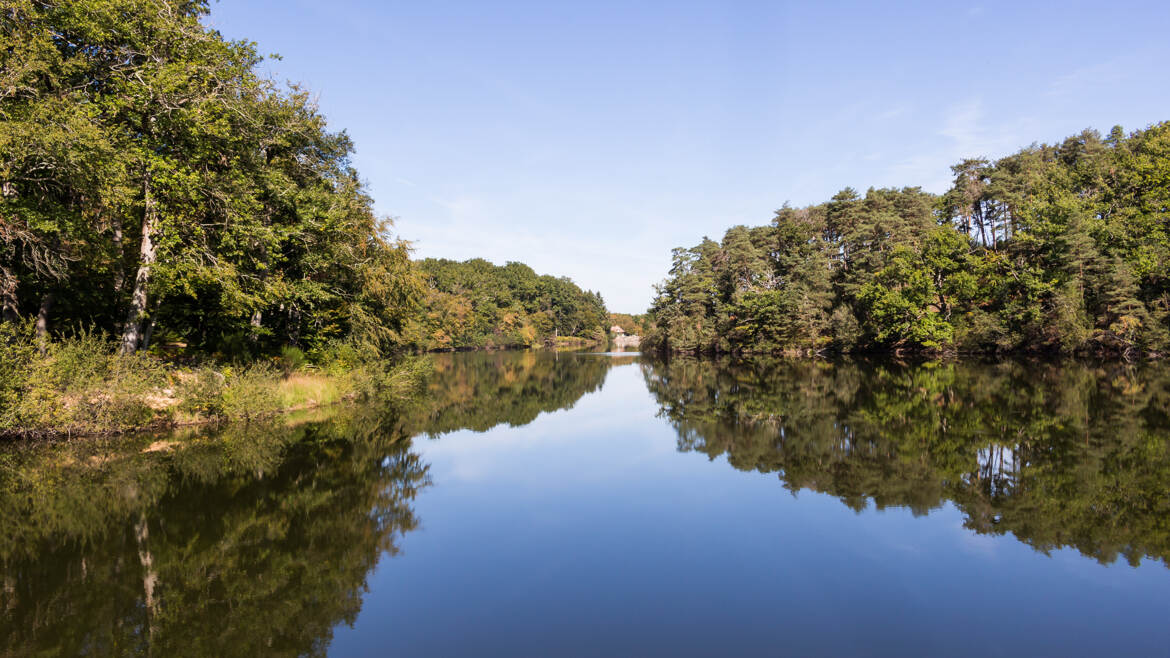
550 335 605 350
0 324 430 439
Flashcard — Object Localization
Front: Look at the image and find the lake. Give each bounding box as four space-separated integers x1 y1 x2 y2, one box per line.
2 351 1169 656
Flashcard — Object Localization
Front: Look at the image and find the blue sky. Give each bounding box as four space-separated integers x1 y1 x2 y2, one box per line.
209 1 1170 313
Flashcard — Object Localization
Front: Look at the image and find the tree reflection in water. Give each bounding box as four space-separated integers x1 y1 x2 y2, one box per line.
642 356 1170 567
6 351 1168 655
0 349 621 656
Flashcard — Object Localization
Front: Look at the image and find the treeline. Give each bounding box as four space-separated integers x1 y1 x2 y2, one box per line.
1 0 417 358
608 312 649 336
647 124 1170 357
1 1 610 365
402 258 608 350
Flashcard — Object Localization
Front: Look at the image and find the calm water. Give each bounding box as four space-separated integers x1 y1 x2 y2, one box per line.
3 351 1170 656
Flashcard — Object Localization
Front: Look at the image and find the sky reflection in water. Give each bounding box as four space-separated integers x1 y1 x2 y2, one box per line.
332 354 1170 657
3 351 1169 656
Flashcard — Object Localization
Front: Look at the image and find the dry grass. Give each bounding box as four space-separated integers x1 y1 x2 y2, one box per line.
0 326 430 438
277 372 346 410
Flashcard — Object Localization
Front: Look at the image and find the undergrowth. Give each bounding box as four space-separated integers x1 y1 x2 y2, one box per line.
0 323 431 438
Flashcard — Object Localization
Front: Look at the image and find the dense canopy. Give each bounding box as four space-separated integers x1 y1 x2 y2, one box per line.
403 258 608 350
1 0 417 358
647 124 1170 357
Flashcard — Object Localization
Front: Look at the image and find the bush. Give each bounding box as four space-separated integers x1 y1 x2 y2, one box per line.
0 327 168 433
175 364 281 421
221 364 281 418
0 322 37 426
0 327 429 437
175 368 228 418
278 346 308 375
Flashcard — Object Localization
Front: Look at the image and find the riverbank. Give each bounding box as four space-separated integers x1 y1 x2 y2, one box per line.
423 336 605 353
641 340 1165 361
0 329 430 440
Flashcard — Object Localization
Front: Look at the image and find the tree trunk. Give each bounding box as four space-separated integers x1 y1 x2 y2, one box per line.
975 205 989 248
120 169 158 355
34 292 53 353
286 307 301 347
0 271 17 323
248 309 262 345
141 298 162 350
112 214 125 293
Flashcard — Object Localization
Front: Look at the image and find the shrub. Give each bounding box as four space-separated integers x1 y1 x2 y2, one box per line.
0 328 428 436
0 323 37 428
175 368 228 419
220 364 281 419
0 328 169 433
278 345 308 375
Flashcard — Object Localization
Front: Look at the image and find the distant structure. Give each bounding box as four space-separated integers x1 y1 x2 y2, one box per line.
610 324 640 349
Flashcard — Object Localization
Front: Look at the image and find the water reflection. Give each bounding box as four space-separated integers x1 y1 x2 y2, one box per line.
399 350 622 436
0 410 427 656
0 350 624 656
2 351 1170 656
642 356 1170 567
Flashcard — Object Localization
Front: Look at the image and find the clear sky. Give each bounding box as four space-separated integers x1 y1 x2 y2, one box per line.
208 0 1170 313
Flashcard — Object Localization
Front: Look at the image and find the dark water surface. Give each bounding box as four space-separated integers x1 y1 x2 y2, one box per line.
3 351 1170 656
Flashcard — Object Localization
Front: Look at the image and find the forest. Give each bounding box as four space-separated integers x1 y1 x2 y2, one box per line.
402 258 608 351
646 124 1170 357
0 1 608 435
5 0 1169 439
1 0 418 358
0 1 607 361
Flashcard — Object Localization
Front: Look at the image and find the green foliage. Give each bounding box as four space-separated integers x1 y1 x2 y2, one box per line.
608 312 649 336
0 331 430 436
1 0 419 359
647 124 1170 357
0 322 37 416
0 328 167 433
174 364 281 421
279 345 308 375
175 369 230 418
402 258 608 350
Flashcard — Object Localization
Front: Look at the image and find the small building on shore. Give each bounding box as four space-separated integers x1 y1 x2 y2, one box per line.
610 325 640 349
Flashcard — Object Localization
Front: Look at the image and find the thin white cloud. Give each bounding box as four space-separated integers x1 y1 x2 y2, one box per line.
939 100 984 152
1048 52 1145 98
881 99 1026 193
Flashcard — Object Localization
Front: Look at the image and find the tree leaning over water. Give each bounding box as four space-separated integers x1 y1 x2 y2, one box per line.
646 125 1170 357
1 0 418 357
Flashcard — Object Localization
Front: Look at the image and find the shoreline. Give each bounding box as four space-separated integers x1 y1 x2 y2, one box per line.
0 350 432 442
0 341 609 442
0 394 357 442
